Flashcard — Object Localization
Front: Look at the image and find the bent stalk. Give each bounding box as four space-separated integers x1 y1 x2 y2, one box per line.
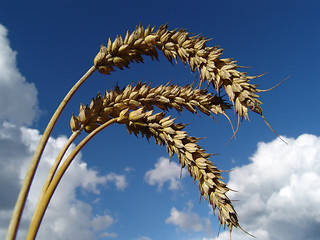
31 129 81 225
26 118 118 240
6 65 97 240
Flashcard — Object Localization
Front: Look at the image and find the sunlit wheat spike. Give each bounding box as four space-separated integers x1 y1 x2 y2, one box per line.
93 24 264 119
123 108 240 232
73 82 231 133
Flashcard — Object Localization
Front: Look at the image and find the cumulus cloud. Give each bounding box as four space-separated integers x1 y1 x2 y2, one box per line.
0 24 39 126
92 214 116 231
0 123 125 239
212 134 320 240
144 157 187 190
105 173 127 191
165 201 212 234
93 214 118 238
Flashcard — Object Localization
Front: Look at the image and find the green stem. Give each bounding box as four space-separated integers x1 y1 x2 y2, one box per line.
6 65 97 240
26 118 118 240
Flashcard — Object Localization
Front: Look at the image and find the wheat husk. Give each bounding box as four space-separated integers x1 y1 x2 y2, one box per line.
93 24 264 119
72 82 231 133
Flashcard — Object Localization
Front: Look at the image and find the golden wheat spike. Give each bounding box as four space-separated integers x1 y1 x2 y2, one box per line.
93 24 264 120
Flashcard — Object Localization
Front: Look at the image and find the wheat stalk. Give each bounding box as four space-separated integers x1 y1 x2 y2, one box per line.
6 66 97 240
93 24 264 119
26 117 119 240
30 129 81 227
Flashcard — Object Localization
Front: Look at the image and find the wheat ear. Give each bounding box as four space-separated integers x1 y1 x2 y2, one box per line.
70 82 231 134
93 24 263 119
124 108 239 231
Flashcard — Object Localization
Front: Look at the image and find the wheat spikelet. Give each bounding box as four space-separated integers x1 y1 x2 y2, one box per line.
124 108 239 231
94 24 263 119
120 107 239 232
71 82 231 133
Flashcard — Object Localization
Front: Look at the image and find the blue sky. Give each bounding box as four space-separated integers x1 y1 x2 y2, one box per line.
1 1 320 239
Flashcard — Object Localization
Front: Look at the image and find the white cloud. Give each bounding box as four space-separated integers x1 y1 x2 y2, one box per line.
165 201 212 234
0 123 126 239
93 214 118 238
144 157 187 190
166 207 203 231
105 173 127 191
124 167 135 173
92 214 115 231
135 236 152 240
0 24 39 126
99 232 118 238
211 134 320 240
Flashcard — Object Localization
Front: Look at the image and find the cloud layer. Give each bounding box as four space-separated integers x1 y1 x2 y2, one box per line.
0 24 38 126
143 136 320 240
0 122 126 239
212 134 320 240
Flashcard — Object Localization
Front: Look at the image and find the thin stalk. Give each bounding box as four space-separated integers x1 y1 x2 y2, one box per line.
31 129 81 225
26 118 118 240
6 65 97 240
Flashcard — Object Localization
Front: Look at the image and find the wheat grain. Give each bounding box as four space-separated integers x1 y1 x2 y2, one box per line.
72 82 231 133
94 24 264 119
